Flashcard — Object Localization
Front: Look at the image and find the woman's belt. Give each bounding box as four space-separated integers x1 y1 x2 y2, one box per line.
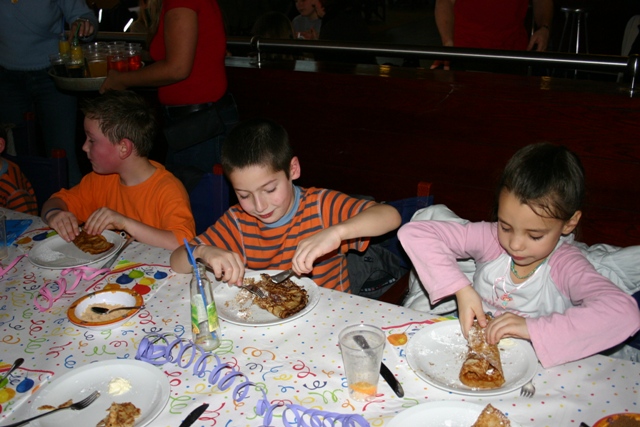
165 93 234 119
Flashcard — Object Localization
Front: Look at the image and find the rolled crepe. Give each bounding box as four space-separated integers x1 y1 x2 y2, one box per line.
459 319 505 389
471 404 511 427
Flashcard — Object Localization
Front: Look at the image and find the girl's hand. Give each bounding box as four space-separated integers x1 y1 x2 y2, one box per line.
455 285 485 338
292 228 342 275
194 245 245 286
485 312 530 345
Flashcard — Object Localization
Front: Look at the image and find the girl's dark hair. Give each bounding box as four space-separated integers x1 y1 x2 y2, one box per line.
221 118 294 178
493 143 585 222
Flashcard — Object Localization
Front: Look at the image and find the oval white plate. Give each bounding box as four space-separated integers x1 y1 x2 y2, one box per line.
213 270 320 327
406 320 538 396
29 230 124 269
387 401 522 427
29 359 170 427
67 289 144 330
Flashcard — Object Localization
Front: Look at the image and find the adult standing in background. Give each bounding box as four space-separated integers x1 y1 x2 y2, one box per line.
101 0 239 182
431 0 553 71
0 0 97 187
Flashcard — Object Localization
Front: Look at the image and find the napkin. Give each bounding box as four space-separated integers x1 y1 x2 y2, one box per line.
6 219 33 245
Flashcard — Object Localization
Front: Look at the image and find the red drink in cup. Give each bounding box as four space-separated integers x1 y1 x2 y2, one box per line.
127 53 142 71
108 55 129 73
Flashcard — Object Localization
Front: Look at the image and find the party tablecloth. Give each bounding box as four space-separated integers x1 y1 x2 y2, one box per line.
0 208 638 427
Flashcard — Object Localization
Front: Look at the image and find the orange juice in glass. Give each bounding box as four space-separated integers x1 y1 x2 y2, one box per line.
86 53 108 77
58 39 70 58
339 324 385 402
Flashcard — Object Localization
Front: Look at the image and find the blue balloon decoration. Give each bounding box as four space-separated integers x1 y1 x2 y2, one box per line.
33 232 49 241
116 274 134 285
16 377 34 393
154 271 168 279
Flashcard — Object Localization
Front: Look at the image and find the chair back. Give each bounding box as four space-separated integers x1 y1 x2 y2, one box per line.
189 164 230 235
6 150 69 214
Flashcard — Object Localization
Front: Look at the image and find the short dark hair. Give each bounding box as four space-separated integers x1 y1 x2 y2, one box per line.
494 142 585 221
0 124 8 141
221 118 294 178
80 90 156 157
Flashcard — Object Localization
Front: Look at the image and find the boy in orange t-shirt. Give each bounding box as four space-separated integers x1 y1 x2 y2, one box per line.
42 91 195 250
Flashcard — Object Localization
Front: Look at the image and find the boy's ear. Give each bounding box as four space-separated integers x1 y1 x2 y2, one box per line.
118 138 134 159
0 137 5 154
289 156 301 180
562 210 582 235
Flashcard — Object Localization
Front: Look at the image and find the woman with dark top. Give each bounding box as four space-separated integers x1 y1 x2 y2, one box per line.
100 0 238 178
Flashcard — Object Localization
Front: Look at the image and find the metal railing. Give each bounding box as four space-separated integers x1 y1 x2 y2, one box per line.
97 32 639 97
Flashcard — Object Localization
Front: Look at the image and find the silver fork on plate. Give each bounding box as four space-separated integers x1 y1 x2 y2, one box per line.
269 268 294 284
243 283 267 299
520 380 536 398
3 390 100 427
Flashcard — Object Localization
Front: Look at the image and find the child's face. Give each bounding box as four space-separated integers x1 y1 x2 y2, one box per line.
82 117 122 175
295 0 317 18
228 157 301 224
497 189 579 268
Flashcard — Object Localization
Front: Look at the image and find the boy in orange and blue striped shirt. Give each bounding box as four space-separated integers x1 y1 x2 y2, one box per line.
0 126 38 215
170 118 401 292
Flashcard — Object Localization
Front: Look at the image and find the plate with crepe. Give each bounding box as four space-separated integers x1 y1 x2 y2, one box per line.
29 230 124 269
387 401 522 427
27 359 169 427
212 270 321 327
406 320 538 396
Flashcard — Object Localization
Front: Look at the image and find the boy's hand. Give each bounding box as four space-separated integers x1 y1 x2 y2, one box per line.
48 211 81 242
194 245 245 286
485 313 530 344
84 207 127 236
455 285 486 338
292 228 342 274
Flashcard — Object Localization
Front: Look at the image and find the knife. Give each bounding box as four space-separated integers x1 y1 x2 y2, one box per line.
353 334 405 398
178 403 209 427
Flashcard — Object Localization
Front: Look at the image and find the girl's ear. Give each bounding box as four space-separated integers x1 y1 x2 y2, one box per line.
562 210 582 234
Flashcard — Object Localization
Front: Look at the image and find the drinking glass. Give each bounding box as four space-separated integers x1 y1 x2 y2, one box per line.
339 324 385 401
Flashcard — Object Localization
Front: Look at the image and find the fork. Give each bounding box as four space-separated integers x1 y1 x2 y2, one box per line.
3 390 100 427
269 268 294 284
520 380 536 398
243 283 267 299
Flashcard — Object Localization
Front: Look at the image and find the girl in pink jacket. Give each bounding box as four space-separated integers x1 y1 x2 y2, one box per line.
398 143 640 367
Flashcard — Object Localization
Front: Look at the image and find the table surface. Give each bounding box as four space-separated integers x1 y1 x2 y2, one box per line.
0 208 638 427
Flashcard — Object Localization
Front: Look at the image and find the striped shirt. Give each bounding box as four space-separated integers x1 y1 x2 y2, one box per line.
195 187 375 292
0 158 37 215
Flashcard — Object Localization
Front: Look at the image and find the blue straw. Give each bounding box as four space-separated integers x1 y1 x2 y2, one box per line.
183 239 209 308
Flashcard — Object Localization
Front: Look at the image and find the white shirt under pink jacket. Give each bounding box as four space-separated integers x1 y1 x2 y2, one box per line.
398 219 640 368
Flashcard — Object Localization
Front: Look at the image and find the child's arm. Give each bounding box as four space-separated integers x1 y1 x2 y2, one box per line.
292 203 401 274
41 198 80 242
170 244 245 285
84 207 179 251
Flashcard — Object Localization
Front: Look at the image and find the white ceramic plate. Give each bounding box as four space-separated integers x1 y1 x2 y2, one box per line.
29 359 170 427
213 270 320 327
406 320 538 396
29 230 124 269
67 289 144 330
387 401 522 427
